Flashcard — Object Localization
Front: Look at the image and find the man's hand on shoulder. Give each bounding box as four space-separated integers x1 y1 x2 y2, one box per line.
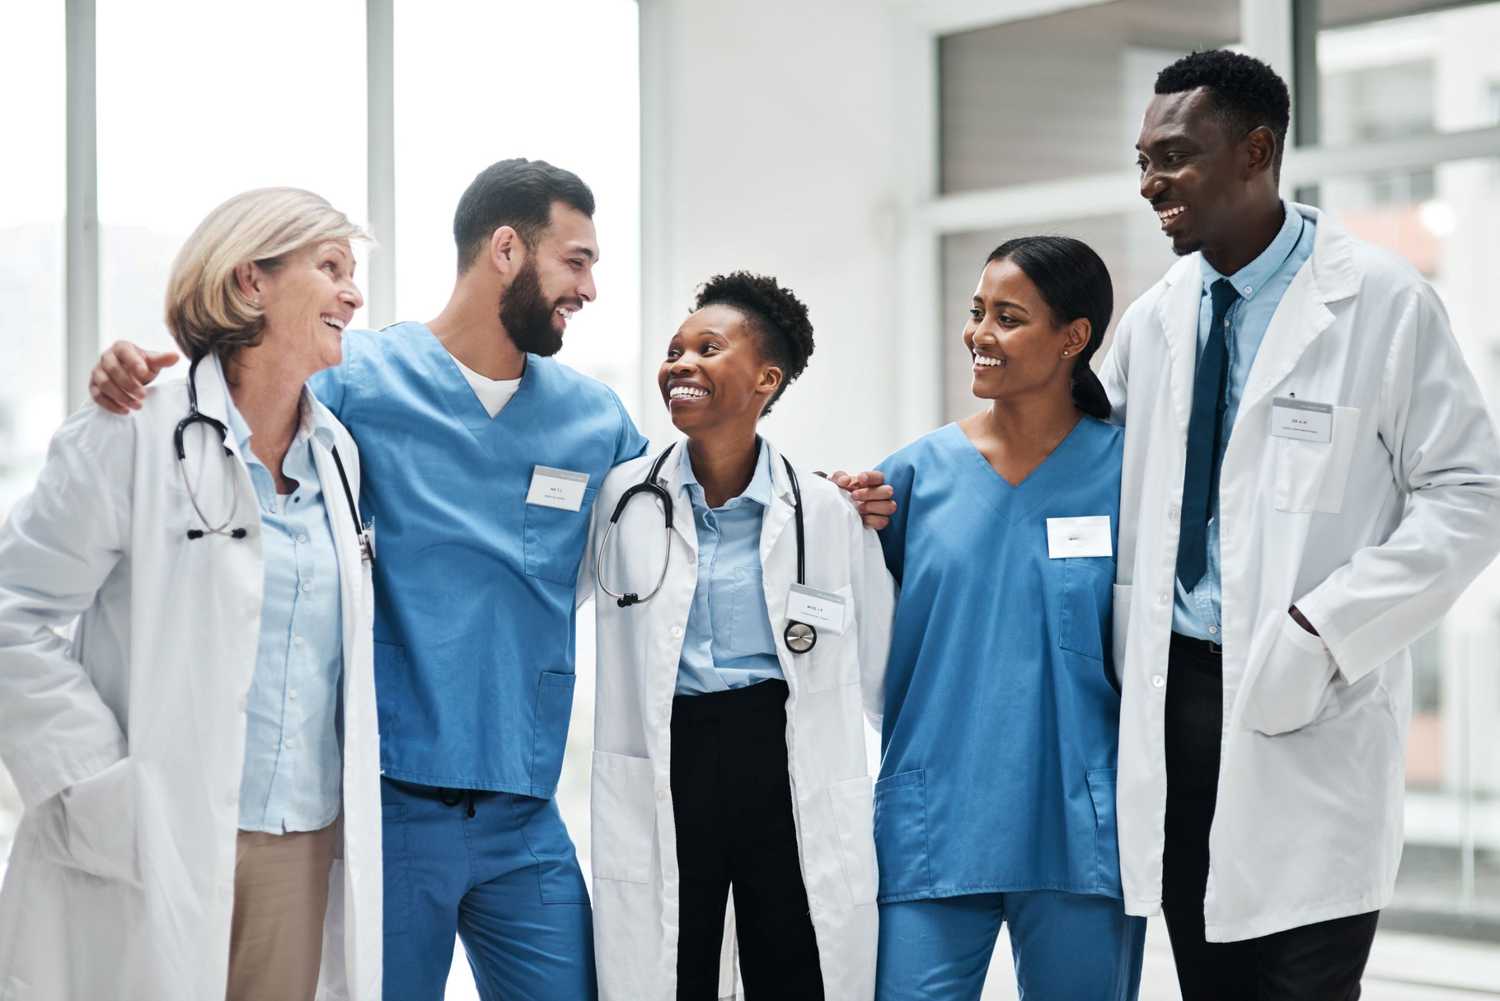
828 470 896 531
90 341 179 414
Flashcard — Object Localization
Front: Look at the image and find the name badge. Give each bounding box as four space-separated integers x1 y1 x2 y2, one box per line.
526 465 589 512
786 584 847 635
1270 397 1333 444
1046 516 1112 559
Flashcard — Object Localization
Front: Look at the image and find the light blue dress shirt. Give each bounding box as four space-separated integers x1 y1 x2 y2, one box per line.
1173 202 1317 641
675 442 784 697
227 394 345 834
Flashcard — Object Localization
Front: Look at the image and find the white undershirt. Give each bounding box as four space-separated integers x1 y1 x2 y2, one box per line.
452 356 522 418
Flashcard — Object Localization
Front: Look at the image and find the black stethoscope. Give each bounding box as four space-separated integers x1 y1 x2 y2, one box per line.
595 442 818 654
174 355 374 564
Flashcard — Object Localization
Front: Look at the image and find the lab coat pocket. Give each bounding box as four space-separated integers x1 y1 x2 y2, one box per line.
590 751 657 884
1057 558 1112 661
1273 406 1360 514
531 672 577 798
1085 768 1122 895
524 487 599 585
1243 615 1339 736
1111 584 1132 691
53 757 142 888
828 776 878 906
873 769 931 900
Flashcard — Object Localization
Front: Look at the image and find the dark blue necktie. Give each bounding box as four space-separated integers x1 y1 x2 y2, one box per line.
1177 278 1240 592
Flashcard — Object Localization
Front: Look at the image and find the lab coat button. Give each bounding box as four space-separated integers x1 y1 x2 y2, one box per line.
657 788 668 802
670 626 683 638
237 693 248 712
1151 675 1165 689
1168 504 1180 523
1158 591 1170 606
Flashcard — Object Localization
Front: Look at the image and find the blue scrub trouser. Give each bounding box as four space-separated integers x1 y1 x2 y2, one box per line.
875 891 1145 1001
381 777 596 1001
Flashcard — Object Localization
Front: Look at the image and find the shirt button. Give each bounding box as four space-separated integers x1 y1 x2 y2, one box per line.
1207 625 1220 636
294 636 306 647
289 689 299 702
1152 675 1165 689
298 534 310 545
285 737 298 750
300 581 312 593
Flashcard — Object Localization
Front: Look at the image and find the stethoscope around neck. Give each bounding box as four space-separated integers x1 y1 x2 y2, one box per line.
174 355 373 563
595 441 818 654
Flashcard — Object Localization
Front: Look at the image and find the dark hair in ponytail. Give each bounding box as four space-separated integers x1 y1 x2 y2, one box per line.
986 235 1113 421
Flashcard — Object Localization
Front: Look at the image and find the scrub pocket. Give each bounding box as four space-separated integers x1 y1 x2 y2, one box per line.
1056 557 1112 661
523 487 598 585
873 769 931 901
1273 406 1360 514
590 750 656 884
520 797 591 904
531 671 577 798
1086 767 1123 895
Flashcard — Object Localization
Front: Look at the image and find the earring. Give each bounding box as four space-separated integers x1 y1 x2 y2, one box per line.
1061 350 1072 357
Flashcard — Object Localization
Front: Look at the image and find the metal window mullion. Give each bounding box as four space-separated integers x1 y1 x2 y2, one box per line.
366 0 396 327
65 0 98 413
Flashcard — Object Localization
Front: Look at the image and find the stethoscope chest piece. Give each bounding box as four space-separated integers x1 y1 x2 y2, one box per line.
784 620 818 654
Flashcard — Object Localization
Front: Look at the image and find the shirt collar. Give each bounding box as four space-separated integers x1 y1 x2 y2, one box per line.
1200 199 1305 302
223 386 337 469
679 438 774 510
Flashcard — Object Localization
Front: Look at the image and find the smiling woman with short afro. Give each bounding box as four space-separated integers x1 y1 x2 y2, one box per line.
693 271 814 415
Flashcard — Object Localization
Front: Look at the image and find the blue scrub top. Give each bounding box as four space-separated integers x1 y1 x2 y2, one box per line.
874 417 1124 903
310 322 648 796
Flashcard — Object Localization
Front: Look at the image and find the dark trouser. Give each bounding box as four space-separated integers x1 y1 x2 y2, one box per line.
671 679 824 1000
1162 633 1381 1001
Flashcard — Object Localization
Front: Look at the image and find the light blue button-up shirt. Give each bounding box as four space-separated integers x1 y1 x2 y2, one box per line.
227 394 345 834
676 442 784 696
1173 202 1316 641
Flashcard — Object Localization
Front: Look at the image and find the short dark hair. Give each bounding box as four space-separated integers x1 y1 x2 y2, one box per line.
693 272 814 415
453 158 595 273
987 235 1113 421
1155 49 1291 178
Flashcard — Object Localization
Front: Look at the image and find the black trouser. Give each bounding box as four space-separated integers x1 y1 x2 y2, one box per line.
671 679 824 1000
1162 633 1381 1001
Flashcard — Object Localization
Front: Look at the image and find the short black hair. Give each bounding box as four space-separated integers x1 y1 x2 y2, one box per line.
1155 49 1291 178
693 271 814 415
453 158 595 273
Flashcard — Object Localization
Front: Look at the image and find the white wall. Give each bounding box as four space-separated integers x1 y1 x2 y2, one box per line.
638 0 915 471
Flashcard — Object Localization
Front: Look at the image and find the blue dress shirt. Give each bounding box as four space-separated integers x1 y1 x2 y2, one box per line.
1173 202 1317 641
676 442 783 696
228 394 345 834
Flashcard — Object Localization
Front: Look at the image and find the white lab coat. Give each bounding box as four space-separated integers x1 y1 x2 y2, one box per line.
584 440 893 1001
0 356 382 1000
1100 204 1500 942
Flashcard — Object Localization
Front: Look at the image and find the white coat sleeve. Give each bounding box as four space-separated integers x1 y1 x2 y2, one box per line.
576 498 601 611
0 407 134 808
1098 298 1139 426
1297 284 1500 682
848 509 894 731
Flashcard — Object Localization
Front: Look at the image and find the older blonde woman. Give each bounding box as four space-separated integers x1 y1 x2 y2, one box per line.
0 188 381 1001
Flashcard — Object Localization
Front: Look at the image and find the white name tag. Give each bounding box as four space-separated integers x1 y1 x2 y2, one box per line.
786 584 847 635
1046 516 1113 559
1270 397 1333 444
526 465 589 512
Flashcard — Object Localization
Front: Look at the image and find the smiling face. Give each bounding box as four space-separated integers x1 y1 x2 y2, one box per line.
1136 87 1261 258
964 257 1086 406
656 304 782 438
498 201 599 356
252 239 362 372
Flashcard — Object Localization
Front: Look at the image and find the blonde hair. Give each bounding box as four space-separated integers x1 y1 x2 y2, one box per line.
164 187 368 365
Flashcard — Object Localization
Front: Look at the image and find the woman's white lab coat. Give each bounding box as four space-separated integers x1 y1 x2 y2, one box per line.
0 356 382 1001
1100 205 1500 942
585 440 893 1001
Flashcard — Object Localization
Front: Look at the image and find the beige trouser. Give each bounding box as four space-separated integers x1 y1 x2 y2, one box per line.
225 820 339 1001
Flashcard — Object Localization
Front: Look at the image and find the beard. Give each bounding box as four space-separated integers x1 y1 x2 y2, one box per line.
499 257 566 357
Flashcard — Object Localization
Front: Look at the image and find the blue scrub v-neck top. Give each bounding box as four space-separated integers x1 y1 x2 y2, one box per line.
309 322 647 796
874 417 1124 903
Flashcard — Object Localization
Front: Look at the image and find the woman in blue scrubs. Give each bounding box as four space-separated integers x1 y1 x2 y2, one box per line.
873 236 1145 999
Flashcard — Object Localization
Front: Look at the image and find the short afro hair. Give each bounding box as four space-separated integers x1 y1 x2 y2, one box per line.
1156 49 1291 179
693 271 814 415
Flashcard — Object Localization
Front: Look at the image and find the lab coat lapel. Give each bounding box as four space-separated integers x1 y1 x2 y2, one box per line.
1239 205 1361 415
310 431 363 676
1153 256 1203 436
655 444 700 560
759 443 796 574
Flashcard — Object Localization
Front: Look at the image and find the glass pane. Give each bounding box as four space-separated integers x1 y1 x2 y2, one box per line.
393 0 641 414
939 0 1238 194
940 211 1177 423
96 0 369 357
1317 2 1500 146
1319 156 1500 923
0 0 64 873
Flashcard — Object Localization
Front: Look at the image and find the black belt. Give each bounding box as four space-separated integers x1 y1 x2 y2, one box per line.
1170 632 1224 674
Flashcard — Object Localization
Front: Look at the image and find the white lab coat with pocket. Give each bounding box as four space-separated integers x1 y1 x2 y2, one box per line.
0 356 382 1001
584 440 893 1001
1100 204 1500 942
